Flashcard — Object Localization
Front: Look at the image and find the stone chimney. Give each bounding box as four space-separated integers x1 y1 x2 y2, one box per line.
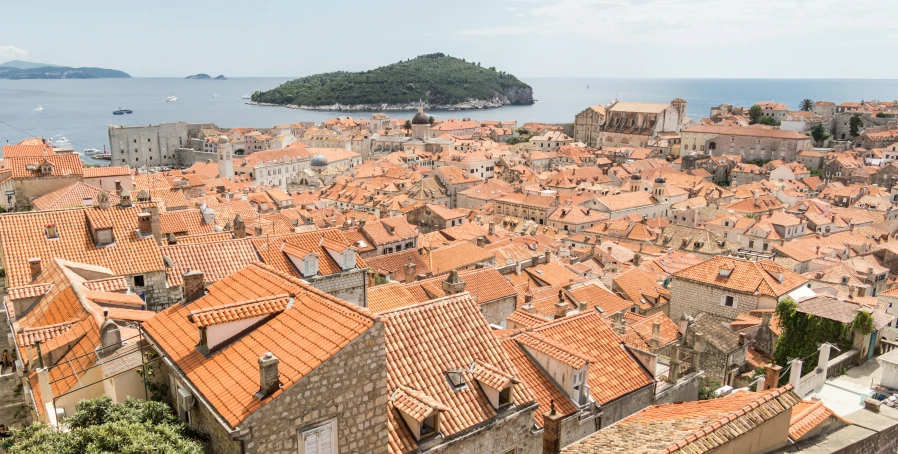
148 206 162 244
650 321 661 350
764 364 782 390
98 310 122 358
404 260 417 284
761 311 772 327
578 300 587 312
167 233 177 245
114 180 123 193
542 400 563 454
255 225 263 237
522 291 535 313
476 236 484 247
488 220 495 235
738 332 746 346
183 270 206 303
233 214 246 239
613 311 625 335
137 212 152 236
255 352 280 399
442 270 466 295
28 257 42 281
97 191 110 210
119 189 132 207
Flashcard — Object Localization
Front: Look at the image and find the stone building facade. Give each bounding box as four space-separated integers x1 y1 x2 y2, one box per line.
669 278 769 323
108 122 215 167
598 99 688 148
161 322 388 454
573 106 606 147
305 267 369 308
681 126 813 161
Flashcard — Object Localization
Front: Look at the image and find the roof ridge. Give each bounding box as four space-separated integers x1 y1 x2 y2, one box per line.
248 262 378 322
659 384 796 454
379 291 475 317
188 293 292 316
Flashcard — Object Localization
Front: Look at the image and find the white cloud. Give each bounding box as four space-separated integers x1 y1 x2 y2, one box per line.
506 6 517 11
0 45 29 60
462 0 897 46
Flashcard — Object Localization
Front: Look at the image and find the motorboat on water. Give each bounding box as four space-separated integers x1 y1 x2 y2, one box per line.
33 106 43 111
113 107 133 115
212 94 219 98
166 95 178 102
241 93 252 99
83 148 101 155
51 135 72 149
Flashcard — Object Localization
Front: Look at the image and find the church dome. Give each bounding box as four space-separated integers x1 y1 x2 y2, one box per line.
630 173 642 181
219 135 229 144
411 105 430 125
310 154 328 167
654 175 666 184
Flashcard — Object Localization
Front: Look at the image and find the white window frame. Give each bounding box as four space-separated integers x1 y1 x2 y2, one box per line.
721 295 737 308
300 419 337 454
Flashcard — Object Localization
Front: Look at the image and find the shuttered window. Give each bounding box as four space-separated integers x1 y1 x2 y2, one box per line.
301 420 336 454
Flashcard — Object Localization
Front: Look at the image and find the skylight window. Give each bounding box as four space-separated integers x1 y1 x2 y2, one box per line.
445 369 467 391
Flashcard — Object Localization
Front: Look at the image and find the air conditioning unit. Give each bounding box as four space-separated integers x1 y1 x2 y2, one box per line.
177 387 195 410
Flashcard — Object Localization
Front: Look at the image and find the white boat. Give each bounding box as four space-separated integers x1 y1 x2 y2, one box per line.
84 148 101 155
166 95 178 102
241 93 252 99
212 94 219 98
51 135 72 149
33 106 43 111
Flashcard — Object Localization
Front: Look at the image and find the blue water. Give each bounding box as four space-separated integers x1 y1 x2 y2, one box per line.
1 77 897 155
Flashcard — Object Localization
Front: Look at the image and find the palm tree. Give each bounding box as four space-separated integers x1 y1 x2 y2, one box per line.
403 120 412 136
799 99 813 112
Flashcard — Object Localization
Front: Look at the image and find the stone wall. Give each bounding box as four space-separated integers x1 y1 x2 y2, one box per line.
426 402 541 454
175 149 218 167
669 279 761 322
480 295 518 328
653 371 701 405
598 384 655 428
108 122 215 168
307 268 368 307
241 323 388 454
559 411 601 449
13 176 83 210
132 271 172 312
0 309 29 428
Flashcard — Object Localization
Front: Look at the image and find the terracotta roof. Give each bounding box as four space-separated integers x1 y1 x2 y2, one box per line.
161 239 260 287
562 386 801 453
3 154 84 178
499 337 578 427
391 386 449 422
16 320 77 347
507 309 549 329
361 216 418 246
525 262 587 287
0 206 165 288
368 283 420 313
382 293 533 454
421 241 495 276
250 229 366 278
567 282 633 315
143 263 377 428
797 295 892 330
684 124 811 140
404 268 516 307
82 276 129 293
673 257 806 297
31 182 120 210
789 400 848 440
7 283 52 301
515 332 588 368
83 166 131 178
532 311 654 405
188 294 292 327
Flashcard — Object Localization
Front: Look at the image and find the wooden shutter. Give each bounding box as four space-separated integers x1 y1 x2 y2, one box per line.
303 430 318 454
319 424 334 454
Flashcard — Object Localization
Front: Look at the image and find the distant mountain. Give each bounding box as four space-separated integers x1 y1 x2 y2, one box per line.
0 60 60 70
185 74 227 80
0 63 130 80
252 53 533 111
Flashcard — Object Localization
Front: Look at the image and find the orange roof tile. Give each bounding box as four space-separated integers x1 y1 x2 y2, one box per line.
673 257 807 297
188 294 292 327
3 154 83 178
142 263 377 428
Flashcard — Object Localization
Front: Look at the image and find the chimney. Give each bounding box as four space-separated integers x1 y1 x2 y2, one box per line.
183 270 206 303
613 311 625 335
114 180 123 193
97 191 110 210
255 225 263 236
28 257 42 281
99 310 122 358
442 270 466 295
488 220 495 235
738 332 746 346
233 214 246 239
761 311 772 327
255 352 280 399
137 212 152 236
545 250 553 263
522 291 535 313
650 321 661 350
119 189 132 207
578 300 587 312
476 236 484 247
542 400 563 454
764 364 782 390
167 233 178 245
404 260 417 284
148 206 162 243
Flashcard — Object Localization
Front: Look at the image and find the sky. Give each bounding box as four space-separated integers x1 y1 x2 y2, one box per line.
2 0 897 79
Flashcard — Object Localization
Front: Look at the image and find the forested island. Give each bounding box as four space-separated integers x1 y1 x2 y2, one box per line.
250 53 533 111
0 61 130 79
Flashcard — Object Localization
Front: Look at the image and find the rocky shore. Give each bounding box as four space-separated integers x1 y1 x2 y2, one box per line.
247 96 532 112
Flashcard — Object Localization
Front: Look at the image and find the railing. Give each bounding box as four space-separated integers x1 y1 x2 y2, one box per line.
826 350 859 379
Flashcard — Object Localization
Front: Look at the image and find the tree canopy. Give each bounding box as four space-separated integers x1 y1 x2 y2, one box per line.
9 397 204 454
799 99 813 112
850 115 863 137
773 298 855 380
748 105 762 124
252 53 533 107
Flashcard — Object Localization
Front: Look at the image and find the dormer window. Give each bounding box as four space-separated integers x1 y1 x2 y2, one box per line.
391 386 448 441
303 253 319 277
40 163 53 175
96 227 114 246
341 249 356 271
469 360 517 410
45 224 58 239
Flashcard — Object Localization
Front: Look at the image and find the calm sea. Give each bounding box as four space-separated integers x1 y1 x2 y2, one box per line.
1 77 897 159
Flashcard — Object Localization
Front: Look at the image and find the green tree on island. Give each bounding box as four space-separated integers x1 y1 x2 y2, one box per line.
799 99 813 112
849 114 863 137
8 396 205 454
748 105 762 124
